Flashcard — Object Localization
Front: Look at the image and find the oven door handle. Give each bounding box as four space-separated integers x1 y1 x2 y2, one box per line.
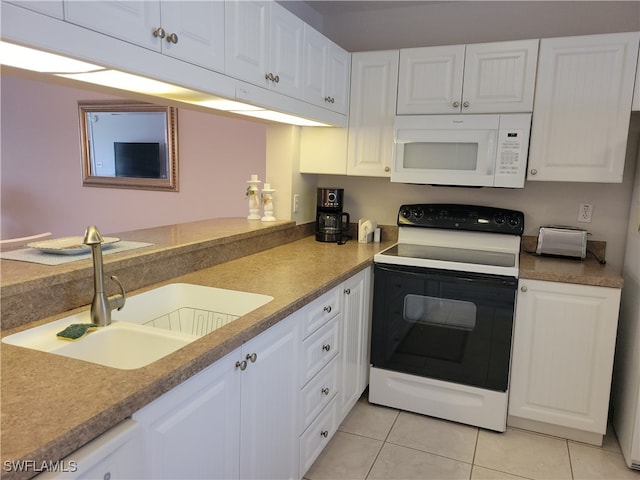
374 263 517 287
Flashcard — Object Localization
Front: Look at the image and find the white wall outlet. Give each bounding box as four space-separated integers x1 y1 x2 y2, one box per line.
578 203 593 223
293 194 300 214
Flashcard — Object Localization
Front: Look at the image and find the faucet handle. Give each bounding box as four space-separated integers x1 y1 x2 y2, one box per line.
109 275 126 311
83 225 104 245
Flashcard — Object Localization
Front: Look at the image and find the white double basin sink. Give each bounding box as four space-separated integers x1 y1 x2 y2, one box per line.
2 283 273 370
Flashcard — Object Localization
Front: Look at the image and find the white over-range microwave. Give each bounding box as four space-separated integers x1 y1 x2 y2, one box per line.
392 113 532 188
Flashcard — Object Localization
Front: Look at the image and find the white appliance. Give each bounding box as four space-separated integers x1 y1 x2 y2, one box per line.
370 204 524 432
392 113 531 188
612 153 640 470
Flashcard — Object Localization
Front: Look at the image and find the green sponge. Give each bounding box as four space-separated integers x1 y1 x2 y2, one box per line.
56 323 97 341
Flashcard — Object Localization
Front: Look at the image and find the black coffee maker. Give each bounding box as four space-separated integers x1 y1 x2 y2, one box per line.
316 188 350 243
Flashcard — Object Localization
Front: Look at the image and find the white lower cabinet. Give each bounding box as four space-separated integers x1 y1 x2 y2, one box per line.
51 268 372 480
338 267 372 419
133 312 299 480
38 420 144 479
508 279 622 445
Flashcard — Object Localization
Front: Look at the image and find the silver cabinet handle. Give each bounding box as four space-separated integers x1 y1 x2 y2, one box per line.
273 74 279 83
246 352 257 363
153 27 166 39
462 101 469 108
235 360 247 371
384 166 391 172
452 101 460 108
324 96 335 103
166 32 179 44
344 288 351 295
323 305 332 313
521 286 528 292
321 387 330 395
530 169 538 176
322 344 331 352
320 430 329 438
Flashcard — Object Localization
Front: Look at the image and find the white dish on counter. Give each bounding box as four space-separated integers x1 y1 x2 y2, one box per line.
27 236 120 255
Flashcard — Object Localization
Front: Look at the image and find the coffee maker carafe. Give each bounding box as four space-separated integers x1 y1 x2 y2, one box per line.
316 188 350 243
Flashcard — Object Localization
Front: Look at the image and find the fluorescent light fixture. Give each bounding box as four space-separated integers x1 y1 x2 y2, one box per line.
233 109 331 127
57 70 194 96
0 41 102 73
0 41 332 127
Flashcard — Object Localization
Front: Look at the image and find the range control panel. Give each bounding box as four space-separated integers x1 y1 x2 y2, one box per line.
398 204 525 235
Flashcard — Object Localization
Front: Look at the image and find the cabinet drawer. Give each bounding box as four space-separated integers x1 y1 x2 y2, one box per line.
300 356 339 432
301 316 340 385
299 397 338 478
300 287 341 339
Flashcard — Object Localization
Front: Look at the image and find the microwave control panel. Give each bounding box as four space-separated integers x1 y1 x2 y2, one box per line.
495 114 531 188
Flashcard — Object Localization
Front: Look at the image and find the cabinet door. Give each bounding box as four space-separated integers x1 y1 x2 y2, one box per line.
347 50 399 176
302 25 329 108
64 0 161 51
509 280 621 435
240 314 299 480
326 43 350 114
269 3 303 98
528 32 639 183
397 44 465 114
6 0 63 19
160 1 224 72
338 267 372 419
462 39 538 113
133 351 241 479
225 0 269 86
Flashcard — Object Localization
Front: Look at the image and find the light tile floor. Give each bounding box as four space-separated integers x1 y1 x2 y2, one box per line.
304 393 640 480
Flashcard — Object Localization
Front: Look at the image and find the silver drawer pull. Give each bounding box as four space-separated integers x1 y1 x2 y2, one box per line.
521 286 528 292
153 27 166 39
235 360 247 371
323 306 332 313
322 344 331 352
344 288 351 295
320 430 329 438
321 387 330 395
166 32 179 44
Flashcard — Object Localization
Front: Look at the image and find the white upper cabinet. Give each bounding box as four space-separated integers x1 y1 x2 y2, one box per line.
6 0 63 19
225 0 303 98
528 32 640 183
303 25 350 114
154 1 224 71
63 1 224 72
64 1 162 50
347 50 400 177
397 39 538 114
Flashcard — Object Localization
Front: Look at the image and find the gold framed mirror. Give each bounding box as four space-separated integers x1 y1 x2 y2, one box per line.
79 101 179 191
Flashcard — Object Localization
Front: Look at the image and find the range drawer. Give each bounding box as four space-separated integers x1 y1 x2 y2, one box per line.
300 356 339 433
301 315 340 386
299 397 339 478
300 286 341 339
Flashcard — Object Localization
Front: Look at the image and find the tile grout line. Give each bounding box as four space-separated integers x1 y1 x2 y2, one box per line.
363 409 401 480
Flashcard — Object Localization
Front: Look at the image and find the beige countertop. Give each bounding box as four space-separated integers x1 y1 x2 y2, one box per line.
0 222 623 480
1 228 392 480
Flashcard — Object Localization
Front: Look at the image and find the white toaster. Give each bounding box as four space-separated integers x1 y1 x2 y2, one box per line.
536 226 588 259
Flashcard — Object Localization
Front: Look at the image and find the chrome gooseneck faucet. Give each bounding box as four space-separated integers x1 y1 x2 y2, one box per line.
83 225 126 326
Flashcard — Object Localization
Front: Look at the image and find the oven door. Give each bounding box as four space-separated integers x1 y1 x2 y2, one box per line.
371 263 517 392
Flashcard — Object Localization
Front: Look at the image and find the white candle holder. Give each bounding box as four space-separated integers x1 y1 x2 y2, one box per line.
261 183 276 222
246 175 261 220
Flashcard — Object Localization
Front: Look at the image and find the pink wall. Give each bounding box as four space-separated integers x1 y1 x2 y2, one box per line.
1 74 267 238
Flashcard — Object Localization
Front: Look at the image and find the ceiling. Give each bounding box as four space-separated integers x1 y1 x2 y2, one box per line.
300 1 433 16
